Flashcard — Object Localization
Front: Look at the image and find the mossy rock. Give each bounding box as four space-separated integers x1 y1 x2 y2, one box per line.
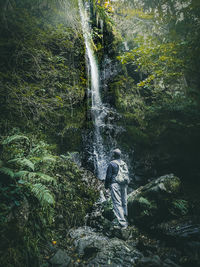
127 174 182 226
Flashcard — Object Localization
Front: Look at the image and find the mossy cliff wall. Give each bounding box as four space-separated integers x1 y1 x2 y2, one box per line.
0 1 87 153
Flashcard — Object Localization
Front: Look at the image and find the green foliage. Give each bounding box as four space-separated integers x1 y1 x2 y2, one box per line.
2 135 30 145
170 199 189 217
8 158 35 171
0 133 56 210
119 37 184 90
0 132 98 266
0 0 86 145
30 183 55 207
0 167 15 178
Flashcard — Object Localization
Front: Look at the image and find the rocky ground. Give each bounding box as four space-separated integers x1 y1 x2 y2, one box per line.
42 174 200 267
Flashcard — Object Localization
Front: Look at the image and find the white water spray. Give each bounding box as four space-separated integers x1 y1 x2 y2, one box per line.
79 0 108 180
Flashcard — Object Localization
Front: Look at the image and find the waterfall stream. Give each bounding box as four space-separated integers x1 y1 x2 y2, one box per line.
79 0 108 180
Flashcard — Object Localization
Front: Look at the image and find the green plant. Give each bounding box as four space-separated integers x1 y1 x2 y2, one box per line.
0 134 56 209
170 199 189 216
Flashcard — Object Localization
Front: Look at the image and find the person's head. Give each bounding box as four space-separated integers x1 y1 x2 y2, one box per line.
113 148 121 159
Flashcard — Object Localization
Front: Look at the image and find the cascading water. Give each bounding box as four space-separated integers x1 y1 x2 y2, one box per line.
79 0 108 180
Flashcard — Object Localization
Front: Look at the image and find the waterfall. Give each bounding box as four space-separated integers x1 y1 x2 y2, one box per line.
79 0 108 180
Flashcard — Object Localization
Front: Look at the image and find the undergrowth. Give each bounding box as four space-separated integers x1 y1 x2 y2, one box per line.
0 131 99 266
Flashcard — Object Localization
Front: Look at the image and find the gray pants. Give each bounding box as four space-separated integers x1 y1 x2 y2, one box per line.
110 183 128 227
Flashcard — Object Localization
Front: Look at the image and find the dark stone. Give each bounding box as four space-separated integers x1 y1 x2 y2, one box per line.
127 174 182 226
163 259 180 267
49 249 71 267
69 227 143 266
136 255 162 267
155 219 200 242
153 219 200 264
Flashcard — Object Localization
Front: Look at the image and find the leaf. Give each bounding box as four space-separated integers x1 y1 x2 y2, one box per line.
42 156 57 162
15 171 29 178
35 172 56 184
14 201 20 206
9 158 35 171
27 172 56 184
18 179 27 184
20 159 35 171
31 183 55 207
0 167 14 178
2 135 30 145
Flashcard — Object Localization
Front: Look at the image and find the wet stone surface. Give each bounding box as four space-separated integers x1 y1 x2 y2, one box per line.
49 249 71 267
69 227 143 266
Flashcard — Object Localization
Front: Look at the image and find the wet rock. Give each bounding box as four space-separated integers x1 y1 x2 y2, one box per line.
153 219 200 265
128 174 182 226
49 249 71 267
69 227 143 266
136 255 162 267
107 226 133 241
136 255 180 267
155 219 200 242
163 258 180 267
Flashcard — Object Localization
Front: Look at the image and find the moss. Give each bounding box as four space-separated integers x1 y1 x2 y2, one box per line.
137 197 157 216
117 125 150 151
138 196 152 206
164 176 181 194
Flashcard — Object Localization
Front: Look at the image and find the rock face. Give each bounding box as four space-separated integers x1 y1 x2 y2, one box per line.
69 227 143 266
127 174 184 226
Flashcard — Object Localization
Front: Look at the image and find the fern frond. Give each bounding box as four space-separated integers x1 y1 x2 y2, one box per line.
35 172 56 184
29 155 57 164
2 135 30 145
42 156 57 162
8 158 34 171
14 171 29 178
0 167 14 178
26 172 56 185
31 183 55 207
20 159 34 171
29 156 41 162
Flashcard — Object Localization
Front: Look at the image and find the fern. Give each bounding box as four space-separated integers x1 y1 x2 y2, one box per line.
35 172 56 184
2 135 30 145
27 172 56 184
0 167 14 178
42 156 57 162
14 170 29 178
8 158 35 171
20 159 35 171
31 183 55 207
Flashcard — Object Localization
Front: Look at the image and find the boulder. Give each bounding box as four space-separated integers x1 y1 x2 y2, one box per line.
69 227 143 266
49 249 71 267
128 174 182 226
